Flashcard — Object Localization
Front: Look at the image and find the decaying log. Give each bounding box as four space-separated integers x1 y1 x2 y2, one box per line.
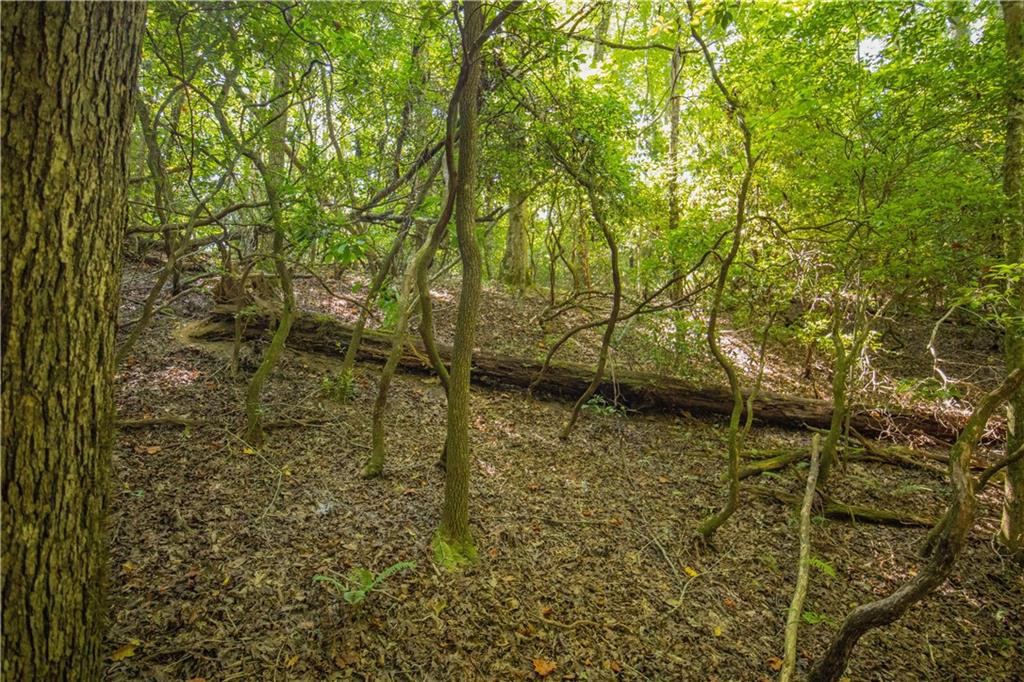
188 307 967 442
745 485 935 527
736 446 951 480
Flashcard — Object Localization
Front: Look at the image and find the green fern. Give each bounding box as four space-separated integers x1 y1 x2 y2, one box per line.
809 556 837 579
314 560 416 606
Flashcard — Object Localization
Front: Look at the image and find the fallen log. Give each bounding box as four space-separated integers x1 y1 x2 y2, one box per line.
188 308 964 442
736 446 951 480
746 485 935 528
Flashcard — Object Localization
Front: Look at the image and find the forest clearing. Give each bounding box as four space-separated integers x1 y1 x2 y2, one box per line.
2 2 1022 681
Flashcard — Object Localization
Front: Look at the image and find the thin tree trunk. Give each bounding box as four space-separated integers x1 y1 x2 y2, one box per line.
437 0 486 565
782 435 822 682
244 50 294 446
137 98 179 293
340 157 442 377
591 1 611 65
999 0 1024 560
689 4 756 543
818 301 850 485
560 186 622 438
1 4 145 678
364 279 420 477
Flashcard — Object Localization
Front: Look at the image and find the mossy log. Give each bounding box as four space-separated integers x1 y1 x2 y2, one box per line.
189 307 964 441
745 485 935 527
736 446 952 480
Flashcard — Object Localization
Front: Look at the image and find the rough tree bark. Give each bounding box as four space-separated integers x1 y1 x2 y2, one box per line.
1 3 145 678
436 0 485 565
999 0 1024 560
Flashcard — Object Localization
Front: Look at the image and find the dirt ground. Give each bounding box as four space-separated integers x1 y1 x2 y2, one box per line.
105 268 1022 681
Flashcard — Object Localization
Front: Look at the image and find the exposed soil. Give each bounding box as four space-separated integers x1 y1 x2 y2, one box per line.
106 267 1022 681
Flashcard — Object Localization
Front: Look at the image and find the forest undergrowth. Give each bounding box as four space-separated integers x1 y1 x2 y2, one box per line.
106 267 1022 681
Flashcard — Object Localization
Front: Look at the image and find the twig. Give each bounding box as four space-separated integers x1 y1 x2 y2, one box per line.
118 415 210 429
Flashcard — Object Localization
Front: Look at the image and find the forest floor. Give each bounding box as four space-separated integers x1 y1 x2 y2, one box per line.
106 265 1022 681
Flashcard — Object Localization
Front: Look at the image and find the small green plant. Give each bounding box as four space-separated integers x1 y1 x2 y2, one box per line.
894 377 961 401
582 394 622 416
809 556 837 579
321 371 357 401
235 303 260 320
801 610 835 625
314 560 416 606
894 483 933 496
377 287 400 330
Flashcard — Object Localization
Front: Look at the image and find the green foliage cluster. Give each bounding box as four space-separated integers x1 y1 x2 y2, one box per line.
320 371 357 402
313 560 416 606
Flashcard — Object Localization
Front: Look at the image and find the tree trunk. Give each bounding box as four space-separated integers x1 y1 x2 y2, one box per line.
999 0 1024 561
500 187 531 294
560 185 622 439
573 224 591 289
436 0 484 566
136 97 179 293
243 48 295 446
591 1 611 65
690 12 756 543
340 157 441 378
781 436 821 682
818 301 850 485
1 3 145 679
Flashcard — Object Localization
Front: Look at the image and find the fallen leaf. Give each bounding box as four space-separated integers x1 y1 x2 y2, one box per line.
683 566 699 578
334 652 359 667
604 659 622 672
532 658 557 677
134 445 161 455
723 597 737 609
539 605 553 617
285 655 300 668
242 446 256 455
712 625 723 637
110 642 138 661
767 656 783 671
